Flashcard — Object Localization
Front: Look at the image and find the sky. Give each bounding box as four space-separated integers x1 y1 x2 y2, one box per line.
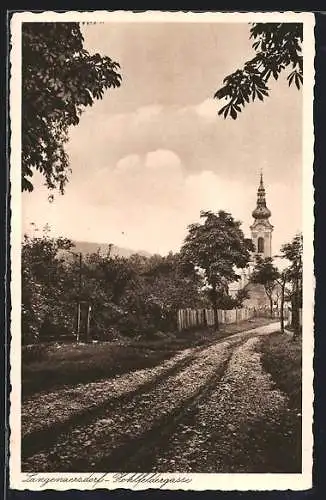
22 21 302 257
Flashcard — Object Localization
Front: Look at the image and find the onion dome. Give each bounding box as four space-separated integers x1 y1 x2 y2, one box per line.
252 172 271 220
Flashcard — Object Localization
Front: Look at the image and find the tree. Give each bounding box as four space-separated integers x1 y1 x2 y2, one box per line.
235 287 250 308
21 229 203 343
215 23 302 119
180 210 254 330
280 233 303 339
22 22 121 193
76 251 136 340
251 256 280 318
22 228 75 343
130 252 203 334
277 268 290 334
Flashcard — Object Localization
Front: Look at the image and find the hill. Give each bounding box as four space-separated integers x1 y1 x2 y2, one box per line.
71 241 152 259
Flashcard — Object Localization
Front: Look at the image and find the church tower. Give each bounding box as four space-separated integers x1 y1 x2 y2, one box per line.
250 173 273 259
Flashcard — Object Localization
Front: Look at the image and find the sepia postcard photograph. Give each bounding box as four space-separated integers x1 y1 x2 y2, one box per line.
9 10 315 491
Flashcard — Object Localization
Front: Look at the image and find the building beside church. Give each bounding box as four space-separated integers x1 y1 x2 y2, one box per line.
229 173 274 307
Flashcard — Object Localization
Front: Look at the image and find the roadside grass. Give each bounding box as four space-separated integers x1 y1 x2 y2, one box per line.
259 331 302 472
260 331 302 409
22 343 175 398
22 317 275 398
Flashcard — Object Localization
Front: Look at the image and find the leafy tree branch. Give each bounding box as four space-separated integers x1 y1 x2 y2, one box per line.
22 22 121 193
215 23 303 119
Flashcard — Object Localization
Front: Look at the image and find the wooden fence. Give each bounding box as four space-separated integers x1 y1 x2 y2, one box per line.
177 307 255 331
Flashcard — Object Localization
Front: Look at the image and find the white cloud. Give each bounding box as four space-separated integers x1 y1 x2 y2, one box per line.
193 98 218 122
134 105 163 124
67 93 301 199
23 154 301 257
115 154 140 173
85 149 185 210
145 149 182 171
22 21 302 261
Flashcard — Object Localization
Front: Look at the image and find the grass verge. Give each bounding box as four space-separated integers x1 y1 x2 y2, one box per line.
260 331 302 472
22 317 274 398
260 331 302 409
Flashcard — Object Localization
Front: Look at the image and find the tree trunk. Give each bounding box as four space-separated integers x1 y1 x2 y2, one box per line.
211 286 219 331
280 279 285 333
86 304 91 343
76 301 81 343
203 308 207 327
292 281 300 340
213 304 219 331
269 297 273 318
265 285 274 319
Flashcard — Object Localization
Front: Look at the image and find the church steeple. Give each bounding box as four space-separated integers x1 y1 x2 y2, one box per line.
252 172 272 221
250 172 273 258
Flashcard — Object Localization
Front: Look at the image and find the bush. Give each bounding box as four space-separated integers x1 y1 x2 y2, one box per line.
150 330 170 340
93 327 124 342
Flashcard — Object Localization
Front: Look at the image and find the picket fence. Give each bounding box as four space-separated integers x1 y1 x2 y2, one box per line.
177 307 255 331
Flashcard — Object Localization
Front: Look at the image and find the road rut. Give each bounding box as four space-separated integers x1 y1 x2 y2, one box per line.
22 322 282 472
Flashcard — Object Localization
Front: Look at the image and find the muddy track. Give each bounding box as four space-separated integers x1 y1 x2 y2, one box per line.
22 325 278 471
64 349 234 472
22 342 213 460
22 329 252 460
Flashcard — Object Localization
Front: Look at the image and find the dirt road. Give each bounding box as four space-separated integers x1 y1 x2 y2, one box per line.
22 322 297 473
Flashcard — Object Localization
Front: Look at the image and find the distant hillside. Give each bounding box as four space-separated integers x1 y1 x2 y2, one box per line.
71 241 152 259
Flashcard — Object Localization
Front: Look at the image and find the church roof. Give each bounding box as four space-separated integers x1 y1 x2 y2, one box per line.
252 172 272 220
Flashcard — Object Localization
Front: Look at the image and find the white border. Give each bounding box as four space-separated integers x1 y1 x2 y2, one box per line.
9 10 315 491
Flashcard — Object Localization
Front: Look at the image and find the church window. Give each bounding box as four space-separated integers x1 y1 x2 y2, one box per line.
258 237 264 253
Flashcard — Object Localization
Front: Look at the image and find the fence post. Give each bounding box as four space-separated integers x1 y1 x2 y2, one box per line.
76 302 81 343
86 304 92 343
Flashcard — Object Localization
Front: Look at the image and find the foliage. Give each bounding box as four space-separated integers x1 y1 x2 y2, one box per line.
205 286 248 310
251 256 280 316
22 228 75 343
251 256 280 292
280 233 303 338
234 287 250 308
22 230 204 343
215 23 303 119
216 293 238 310
74 252 136 340
22 22 121 193
280 233 303 289
180 210 253 328
118 252 204 336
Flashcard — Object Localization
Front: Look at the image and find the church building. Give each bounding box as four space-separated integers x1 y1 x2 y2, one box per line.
229 173 274 306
